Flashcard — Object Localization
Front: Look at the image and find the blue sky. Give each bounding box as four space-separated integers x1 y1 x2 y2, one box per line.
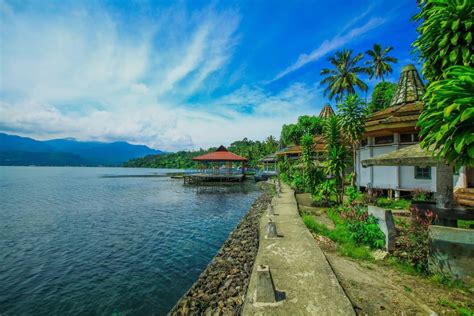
0 0 421 150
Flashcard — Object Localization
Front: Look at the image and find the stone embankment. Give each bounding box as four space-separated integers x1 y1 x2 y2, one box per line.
170 183 273 315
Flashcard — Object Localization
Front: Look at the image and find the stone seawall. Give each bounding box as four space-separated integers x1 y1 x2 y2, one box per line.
170 182 273 315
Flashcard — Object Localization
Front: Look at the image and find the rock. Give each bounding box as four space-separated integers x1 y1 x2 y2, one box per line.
169 185 274 315
373 249 389 261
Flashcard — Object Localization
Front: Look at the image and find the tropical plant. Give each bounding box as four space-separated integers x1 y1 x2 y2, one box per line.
337 94 367 186
394 208 436 273
365 43 398 81
368 82 397 113
412 0 473 82
313 179 338 206
323 115 348 204
417 66 474 167
320 49 370 101
339 204 386 249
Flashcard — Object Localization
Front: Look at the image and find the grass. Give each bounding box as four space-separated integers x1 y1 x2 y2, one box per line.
302 214 373 261
375 197 411 210
437 298 474 316
458 220 474 229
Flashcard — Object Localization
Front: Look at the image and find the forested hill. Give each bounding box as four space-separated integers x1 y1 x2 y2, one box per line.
124 137 279 169
0 133 162 166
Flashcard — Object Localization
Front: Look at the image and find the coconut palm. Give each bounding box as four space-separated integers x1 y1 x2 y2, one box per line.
320 49 370 102
365 44 398 81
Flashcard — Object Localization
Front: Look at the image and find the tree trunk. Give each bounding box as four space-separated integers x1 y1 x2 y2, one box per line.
351 144 357 187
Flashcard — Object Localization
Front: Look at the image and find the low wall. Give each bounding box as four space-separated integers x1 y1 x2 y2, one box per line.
428 225 474 285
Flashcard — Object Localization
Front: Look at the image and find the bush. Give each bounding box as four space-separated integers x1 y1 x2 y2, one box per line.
338 203 386 249
411 188 431 201
393 208 436 274
346 185 362 203
312 179 337 206
376 197 411 210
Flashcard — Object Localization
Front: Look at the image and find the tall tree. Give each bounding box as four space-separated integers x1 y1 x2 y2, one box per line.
320 49 370 102
368 82 397 113
365 44 398 81
337 94 367 186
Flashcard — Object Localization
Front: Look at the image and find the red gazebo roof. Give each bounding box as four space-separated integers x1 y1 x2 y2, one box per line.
192 145 248 162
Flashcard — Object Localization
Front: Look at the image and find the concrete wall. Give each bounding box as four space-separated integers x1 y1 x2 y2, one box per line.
428 225 474 285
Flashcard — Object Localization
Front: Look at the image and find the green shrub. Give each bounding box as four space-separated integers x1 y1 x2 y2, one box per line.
312 179 337 206
346 185 362 203
375 197 411 210
393 208 436 274
338 203 386 249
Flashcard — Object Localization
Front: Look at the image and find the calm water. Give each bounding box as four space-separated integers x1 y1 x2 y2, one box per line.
0 167 259 315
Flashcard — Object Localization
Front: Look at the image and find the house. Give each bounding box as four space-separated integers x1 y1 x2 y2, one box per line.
356 64 473 206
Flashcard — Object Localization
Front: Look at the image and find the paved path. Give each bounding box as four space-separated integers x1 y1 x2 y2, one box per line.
243 182 355 315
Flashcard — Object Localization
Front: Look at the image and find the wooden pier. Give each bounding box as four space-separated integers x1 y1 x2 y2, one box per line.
183 173 245 185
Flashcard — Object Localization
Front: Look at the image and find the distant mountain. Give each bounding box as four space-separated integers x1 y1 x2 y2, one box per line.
0 133 163 166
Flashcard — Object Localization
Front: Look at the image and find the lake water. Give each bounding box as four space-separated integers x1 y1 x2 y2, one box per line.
0 167 259 315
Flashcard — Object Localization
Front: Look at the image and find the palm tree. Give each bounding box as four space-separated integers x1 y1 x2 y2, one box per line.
337 94 367 187
320 49 370 102
365 44 398 81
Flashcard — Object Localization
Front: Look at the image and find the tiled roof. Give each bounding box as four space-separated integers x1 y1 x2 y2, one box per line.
319 104 335 118
365 65 425 133
193 146 247 161
390 64 425 106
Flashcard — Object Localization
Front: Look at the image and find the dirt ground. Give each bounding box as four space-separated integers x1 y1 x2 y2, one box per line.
295 193 474 315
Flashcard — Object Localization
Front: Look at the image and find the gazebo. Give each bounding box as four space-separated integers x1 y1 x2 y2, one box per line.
185 145 248 184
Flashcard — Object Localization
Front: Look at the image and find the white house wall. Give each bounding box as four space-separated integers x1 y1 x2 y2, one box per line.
357 140 438 192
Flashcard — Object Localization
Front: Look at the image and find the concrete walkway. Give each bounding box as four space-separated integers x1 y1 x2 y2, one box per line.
242 182 355 315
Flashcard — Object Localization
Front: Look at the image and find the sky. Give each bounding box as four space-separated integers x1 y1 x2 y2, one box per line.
0 0 422 151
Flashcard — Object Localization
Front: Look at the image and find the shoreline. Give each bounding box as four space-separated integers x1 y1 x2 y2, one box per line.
170 181 273 315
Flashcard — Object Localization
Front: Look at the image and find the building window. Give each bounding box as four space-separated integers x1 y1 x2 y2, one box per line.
374 135 393 145
360 138 367 147
415 166 431 179
400 133 420 143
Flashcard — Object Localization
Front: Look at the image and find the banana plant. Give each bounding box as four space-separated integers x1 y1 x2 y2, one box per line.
417 66 474 167
412 0 473 82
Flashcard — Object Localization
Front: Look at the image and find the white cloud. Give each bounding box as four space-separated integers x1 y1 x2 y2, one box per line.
0 2 325 151
272 17 386 82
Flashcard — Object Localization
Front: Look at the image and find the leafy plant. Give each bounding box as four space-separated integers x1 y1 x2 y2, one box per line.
417 66 474 167
393 208 436 273
313 179 337 206
338 203 386 249
323 115 349 203
320 49 370 101
346 185 363 203
412 0 473 82
411 188 431 201
376 197 411 210
365 43 398 81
